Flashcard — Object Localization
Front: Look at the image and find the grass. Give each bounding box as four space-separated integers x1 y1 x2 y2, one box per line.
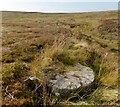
2 10 119 106
29 37 66 105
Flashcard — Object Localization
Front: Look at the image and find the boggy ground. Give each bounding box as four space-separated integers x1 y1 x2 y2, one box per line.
1 10 119 106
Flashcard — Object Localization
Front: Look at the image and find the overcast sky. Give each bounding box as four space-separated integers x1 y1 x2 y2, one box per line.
0 0 119 13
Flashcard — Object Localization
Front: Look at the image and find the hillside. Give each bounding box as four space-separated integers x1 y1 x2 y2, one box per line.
2 11 119 106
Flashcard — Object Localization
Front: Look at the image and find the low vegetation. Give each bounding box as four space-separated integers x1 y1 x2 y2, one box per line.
2 11 119 106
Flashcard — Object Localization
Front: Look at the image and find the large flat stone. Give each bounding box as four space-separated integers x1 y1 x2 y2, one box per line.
49 63 94 97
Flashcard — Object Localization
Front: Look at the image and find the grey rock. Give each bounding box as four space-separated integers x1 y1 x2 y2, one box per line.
49 63 94 97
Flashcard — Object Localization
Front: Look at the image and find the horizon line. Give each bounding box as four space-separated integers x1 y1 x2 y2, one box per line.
1 9 118 14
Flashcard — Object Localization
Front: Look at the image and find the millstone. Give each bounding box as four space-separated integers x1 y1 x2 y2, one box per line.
48 63 94 97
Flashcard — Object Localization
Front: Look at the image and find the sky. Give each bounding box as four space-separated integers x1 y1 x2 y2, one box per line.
0 0 119 13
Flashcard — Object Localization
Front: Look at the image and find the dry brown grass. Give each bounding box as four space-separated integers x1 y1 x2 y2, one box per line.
2 11 118 106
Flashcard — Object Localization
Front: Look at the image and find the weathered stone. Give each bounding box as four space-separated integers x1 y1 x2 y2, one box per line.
48 63 94 97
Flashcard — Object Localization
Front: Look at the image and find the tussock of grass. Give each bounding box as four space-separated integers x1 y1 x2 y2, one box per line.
30 37 67 105
31 36 66 78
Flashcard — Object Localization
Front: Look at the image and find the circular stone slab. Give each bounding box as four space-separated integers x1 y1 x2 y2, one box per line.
49 63 94 97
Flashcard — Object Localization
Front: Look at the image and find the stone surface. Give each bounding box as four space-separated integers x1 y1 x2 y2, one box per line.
48 63 94 97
